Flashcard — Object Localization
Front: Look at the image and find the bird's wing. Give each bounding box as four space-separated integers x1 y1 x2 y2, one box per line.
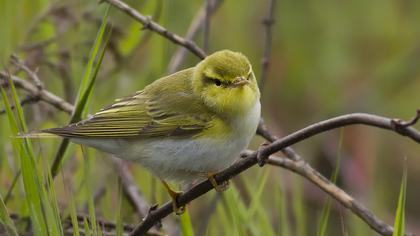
44 69 213 139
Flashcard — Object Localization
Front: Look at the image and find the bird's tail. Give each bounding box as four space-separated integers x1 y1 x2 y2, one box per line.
16 131 58 139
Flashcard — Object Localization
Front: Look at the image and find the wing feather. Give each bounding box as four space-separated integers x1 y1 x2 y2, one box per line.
44 69 213 139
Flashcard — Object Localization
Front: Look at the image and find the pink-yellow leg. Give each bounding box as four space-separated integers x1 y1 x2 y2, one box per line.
206 172 230 192
161 180 185 215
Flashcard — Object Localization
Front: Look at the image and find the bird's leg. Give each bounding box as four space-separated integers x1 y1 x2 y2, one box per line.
161 180 185 215
206 172 229 192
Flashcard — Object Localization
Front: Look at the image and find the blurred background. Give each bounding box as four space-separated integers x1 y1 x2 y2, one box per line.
1 0 419 235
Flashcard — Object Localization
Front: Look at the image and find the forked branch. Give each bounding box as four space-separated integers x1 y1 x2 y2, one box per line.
129 112 420 236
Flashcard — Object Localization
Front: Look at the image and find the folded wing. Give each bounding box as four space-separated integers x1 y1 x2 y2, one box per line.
44 89 211 139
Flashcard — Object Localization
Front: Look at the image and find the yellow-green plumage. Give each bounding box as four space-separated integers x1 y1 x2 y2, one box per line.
46 68 210 138
44 50 261 183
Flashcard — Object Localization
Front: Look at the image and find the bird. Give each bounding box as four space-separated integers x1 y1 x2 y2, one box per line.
42 50 261 214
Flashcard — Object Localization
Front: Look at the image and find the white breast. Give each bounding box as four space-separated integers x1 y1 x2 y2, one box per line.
73 101 261 183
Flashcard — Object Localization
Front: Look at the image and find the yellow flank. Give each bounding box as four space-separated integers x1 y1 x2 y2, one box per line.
196 117 231 139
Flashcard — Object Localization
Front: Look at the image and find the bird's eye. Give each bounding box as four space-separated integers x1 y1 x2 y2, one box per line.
214 79 222 86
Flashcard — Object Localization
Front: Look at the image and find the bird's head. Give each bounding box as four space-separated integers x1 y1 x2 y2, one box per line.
192 50 260 117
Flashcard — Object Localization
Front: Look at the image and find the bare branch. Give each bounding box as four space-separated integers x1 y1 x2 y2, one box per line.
264 154 414 236
112 158 151 219
257 118 302 161
203 0 211 53
0 94 40 115
0 72 154 231
9 213 161 236
391 109 420 128
103 0 206 59
260 113 420 161
10 55 44 89
0 72 73 114
129 112 420 236
259 0 276 91
167 0 223 73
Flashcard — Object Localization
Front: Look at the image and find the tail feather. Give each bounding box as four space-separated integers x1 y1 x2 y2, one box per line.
16 131 59 139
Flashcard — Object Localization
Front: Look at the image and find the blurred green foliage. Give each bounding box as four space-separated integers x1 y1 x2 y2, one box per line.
1 0 419 235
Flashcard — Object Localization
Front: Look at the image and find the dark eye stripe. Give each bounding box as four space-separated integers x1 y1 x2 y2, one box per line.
203 75 225 87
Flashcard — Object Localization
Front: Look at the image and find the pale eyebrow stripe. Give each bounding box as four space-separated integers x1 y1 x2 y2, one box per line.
247 65 252 75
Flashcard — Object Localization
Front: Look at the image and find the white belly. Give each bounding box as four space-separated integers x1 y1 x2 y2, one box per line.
72 102 261 183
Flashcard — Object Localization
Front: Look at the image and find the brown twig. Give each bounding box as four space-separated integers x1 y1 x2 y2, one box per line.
10 55 44 90
391 109 420 128
264 154 415 236
259 0 276 91
103 0 206 60
0 71 155 232
129 112 420 236
0 94 40 115
112 158 151 219
203 0 211 53
9 213 161 236
256 118 302 161
0 72 73 114
167 0 223 73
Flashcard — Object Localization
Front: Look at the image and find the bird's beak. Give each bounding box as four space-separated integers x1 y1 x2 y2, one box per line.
232 77 249 87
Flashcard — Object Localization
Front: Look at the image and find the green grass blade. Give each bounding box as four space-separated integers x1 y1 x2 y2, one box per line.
82 147 97 236
0 87 19 135
180 209 195 236
84 216 92 236
246 169 269 218
276 182 290 236
68 193 80 236
317 129 344 236
0 193 18 236
4 75 67 235
50 5 111 177
43 155 64 235
317 195 332 236
392 165 407 236
222 184 248 235
292 177 306 236
1 83 48 235
241 169 275 236
4 170 21 204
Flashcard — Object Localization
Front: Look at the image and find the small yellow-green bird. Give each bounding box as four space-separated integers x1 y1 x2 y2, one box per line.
43 50 260 213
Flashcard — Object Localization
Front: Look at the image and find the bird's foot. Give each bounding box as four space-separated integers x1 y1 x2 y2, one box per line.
161 180 185 215
207 173 229 192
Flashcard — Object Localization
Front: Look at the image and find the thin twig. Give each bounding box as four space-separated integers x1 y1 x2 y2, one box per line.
256 118 301 161
10 55 44 89
167 0 223 73
259 0 276 91
0 95 40 115
9 213 161 236
0 72 73 114
112 158 151 219
203 0 211 53
260 113 420 160
103 0 206 59
129 112 420 236
264 154 415 236
0 71 154 231
391 109 420 128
